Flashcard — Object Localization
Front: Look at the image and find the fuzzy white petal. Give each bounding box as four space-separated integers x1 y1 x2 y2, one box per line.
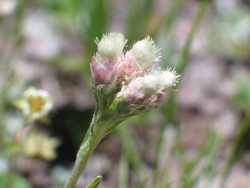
97 32 127 59
130 36 161 68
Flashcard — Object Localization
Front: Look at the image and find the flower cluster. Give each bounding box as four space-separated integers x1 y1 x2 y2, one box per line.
64 33 179 188
91 33 179 115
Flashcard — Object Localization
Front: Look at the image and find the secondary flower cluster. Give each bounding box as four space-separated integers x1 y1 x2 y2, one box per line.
91 33 179 114
16 87 59 161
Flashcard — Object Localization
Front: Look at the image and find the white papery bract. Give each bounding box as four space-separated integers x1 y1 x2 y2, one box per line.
96 32 127 59
118 69 178 105
142 70 177 92
129 36 161 69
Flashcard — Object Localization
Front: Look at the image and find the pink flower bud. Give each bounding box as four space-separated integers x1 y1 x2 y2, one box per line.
119 78 145 103
90 56 116 83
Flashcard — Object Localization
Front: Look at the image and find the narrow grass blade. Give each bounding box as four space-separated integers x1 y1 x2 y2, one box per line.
119 155 129 188
86 176 102 188
221 117 250 186
126 0 155 43
118 126 142 170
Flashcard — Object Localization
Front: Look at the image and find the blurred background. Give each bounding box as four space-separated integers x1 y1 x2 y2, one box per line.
1 0 250 187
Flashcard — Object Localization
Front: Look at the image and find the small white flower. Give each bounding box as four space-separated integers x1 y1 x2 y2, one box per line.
0 0 17 16
19 87 53 121
129 36 161 69
96 32 127 59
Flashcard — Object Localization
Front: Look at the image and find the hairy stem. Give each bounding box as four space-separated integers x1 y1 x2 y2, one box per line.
64 113 108 188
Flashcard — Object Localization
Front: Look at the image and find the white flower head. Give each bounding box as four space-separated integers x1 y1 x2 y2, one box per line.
91 33 179 114
96 32 127 59
0 0 17 16
129 36 161 69
19 87 53 121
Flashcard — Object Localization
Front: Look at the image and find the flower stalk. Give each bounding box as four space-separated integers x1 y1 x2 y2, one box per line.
64 32 179 188
64 112 122 188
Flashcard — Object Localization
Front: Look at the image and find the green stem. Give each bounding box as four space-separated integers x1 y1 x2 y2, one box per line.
64 113 110 188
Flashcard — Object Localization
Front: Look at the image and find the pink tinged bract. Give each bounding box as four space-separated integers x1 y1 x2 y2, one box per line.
120 78 145 103
115 52 141 82
90 57 116 83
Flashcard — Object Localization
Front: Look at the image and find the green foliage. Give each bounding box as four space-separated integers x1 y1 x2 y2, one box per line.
222 118 249 185
156 0 210 171
81 0 109 56
163 0 210 123
1 0 241 187
46 0 109 53
222 73 250 183
126 0 155 43
44 0 109 78
208 10 250 59
235 73 250 111
156 0 186 68
118 126 142 170
0 174 30 188
179 131 220 188
119 155 129 188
